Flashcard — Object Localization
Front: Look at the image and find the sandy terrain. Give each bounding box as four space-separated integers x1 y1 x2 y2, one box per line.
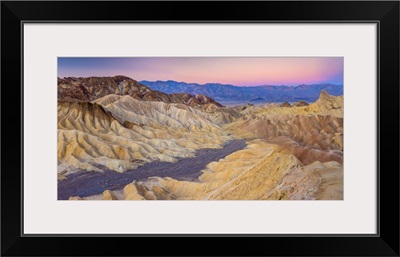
57 78 344 201
58 140 246 200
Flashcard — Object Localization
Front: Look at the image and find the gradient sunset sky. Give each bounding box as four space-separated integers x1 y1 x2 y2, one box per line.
58 57 343 86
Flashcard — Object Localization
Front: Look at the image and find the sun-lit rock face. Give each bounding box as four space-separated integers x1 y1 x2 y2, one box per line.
74 139 342 201
58 95 233 175
224 91 343 165
102 190 117 200
60 77 344 201
236 90 343 118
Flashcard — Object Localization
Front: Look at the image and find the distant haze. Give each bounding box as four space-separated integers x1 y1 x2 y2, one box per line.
140 80 343 103
58 57 343 86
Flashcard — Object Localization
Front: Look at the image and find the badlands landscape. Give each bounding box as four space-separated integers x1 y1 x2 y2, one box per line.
58 76 343 200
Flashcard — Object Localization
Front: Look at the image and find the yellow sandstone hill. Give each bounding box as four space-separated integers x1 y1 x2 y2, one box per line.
58 95 233 175
64 90 343 200
238 90 343 117
224 91 343 164
76 140 342 200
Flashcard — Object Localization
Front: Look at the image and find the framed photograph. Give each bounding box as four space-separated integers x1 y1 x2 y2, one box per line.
2 1 399 256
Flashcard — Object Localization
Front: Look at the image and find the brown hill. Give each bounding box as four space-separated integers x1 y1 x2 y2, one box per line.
58 76 222 107
224 91 343 164
292 100 309 107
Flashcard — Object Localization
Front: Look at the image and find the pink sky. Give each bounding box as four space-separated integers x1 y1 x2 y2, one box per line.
58 57 343 86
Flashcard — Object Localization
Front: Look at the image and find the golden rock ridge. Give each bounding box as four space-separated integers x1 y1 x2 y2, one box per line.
62 91 343 200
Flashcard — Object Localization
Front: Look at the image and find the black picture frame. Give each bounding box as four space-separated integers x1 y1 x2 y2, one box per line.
1 1 399 256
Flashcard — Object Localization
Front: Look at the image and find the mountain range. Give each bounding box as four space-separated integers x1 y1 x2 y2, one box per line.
140 80 343 103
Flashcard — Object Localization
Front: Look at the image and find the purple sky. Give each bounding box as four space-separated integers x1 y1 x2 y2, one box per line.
58 57 343 86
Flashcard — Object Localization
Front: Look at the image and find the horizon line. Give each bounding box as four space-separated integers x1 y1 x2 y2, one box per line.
58 76 343 88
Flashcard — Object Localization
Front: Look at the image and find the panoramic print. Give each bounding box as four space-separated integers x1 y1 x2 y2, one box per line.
58 57 343 200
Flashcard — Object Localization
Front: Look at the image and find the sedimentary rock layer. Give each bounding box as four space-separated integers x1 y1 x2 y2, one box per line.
58 95 232 174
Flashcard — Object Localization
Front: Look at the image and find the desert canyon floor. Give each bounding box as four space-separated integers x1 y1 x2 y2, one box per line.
58 76 343 200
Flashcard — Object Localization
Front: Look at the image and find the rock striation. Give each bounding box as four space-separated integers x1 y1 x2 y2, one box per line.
58 76 223 108
58 95 232 174
60 77 344 200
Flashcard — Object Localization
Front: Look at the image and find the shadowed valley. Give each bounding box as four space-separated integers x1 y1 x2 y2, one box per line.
58 76 343 200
